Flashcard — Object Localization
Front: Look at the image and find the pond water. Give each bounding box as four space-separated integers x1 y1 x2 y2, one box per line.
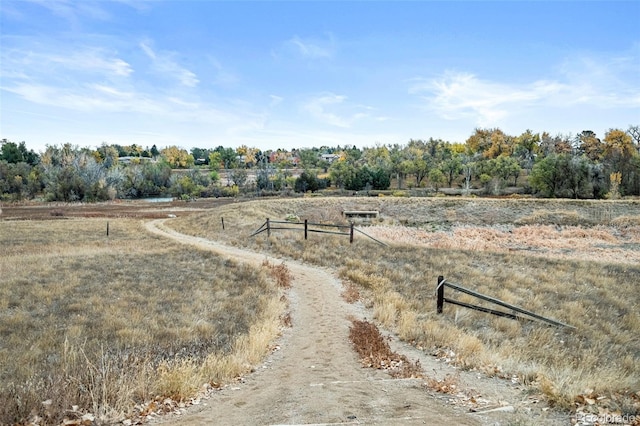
142 197 174 203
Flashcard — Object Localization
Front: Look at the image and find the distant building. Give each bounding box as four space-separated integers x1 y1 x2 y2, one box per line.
320 153 340 163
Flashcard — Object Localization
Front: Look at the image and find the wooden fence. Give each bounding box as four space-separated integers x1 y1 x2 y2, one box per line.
436 276 574 328
250 218 388 246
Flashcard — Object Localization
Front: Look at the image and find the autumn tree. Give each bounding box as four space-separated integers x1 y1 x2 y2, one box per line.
539 132 572 156
602 128 638 195
161 146 194 168
577 130 602 161
208 152 223 171
95 144 119 168
465 128 493 156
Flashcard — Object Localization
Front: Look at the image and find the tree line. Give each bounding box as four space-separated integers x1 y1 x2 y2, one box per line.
1 125 639 202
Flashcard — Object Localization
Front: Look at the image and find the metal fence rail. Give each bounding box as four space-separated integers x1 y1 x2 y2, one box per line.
436 276 574 328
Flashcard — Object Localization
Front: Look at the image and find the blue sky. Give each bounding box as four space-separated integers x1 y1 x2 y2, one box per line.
1 1 639 153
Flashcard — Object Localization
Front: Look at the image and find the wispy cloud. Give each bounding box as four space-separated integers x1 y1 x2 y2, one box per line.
269 95 284 107
411 50 640 128
1 43 133 80
23 0 111 25
287 36 334 59
140 40 199 87
409 72 565 125
303 93 370 128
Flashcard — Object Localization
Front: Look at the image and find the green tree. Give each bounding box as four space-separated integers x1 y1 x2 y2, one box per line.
329 160 356 190
562 155 591 199
529 154 565 197
514 130 540 170
440 154 463 187
0 140 24 163
294 170 320 192
150 144 160 158
369 167 391 190
428 168 446 192
190 147 212 165
491 155 522 186
216 146 239 170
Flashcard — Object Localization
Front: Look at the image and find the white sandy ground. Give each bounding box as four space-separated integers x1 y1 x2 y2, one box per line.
144 220 570 426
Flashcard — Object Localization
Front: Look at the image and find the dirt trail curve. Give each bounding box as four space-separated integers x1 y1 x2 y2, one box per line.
145 219 547 426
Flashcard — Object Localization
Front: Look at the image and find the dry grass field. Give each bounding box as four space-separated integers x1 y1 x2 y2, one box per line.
169 197 640 418
0 218 286 425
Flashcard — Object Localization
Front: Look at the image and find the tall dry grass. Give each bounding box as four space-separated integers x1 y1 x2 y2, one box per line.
0 218 285 425
169 197 640 415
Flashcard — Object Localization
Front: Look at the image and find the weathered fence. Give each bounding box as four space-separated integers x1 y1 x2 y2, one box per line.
436 276 574 328
250 218 388 246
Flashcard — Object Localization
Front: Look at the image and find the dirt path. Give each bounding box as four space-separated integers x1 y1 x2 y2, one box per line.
145 220 567 426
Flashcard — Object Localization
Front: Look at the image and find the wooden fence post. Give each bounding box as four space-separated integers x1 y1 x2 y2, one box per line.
437 275 445 314
266 218 271 238
106 221 109 237
349 222 354 244
304 219 308 240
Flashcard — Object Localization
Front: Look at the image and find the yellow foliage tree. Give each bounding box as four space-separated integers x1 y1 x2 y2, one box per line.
161 146 194 169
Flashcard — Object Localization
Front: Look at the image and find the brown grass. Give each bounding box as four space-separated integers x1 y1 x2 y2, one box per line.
168 197 640 416
348 319 422 379
262 259 293 289
341 280 361 303
0 218 285 425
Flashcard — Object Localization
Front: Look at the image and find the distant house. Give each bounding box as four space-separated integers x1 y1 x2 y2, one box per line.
320 153 340 163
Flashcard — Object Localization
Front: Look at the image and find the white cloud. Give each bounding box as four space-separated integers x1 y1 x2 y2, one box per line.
410 72 566 125
1 44 133 79
269 95 284 107
411 51 640 129
302 93 391 128
303 93 352 127
4 82 164 114
140 41 199 87
286 35 334 59
25 0 111 23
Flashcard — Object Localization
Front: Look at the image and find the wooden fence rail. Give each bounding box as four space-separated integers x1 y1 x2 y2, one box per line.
250 218 388 246
436 276 574 328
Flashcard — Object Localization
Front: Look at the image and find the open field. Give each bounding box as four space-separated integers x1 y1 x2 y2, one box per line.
168 197 640 418
0 218 285 425
2 196 639 424
0 198 236 221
